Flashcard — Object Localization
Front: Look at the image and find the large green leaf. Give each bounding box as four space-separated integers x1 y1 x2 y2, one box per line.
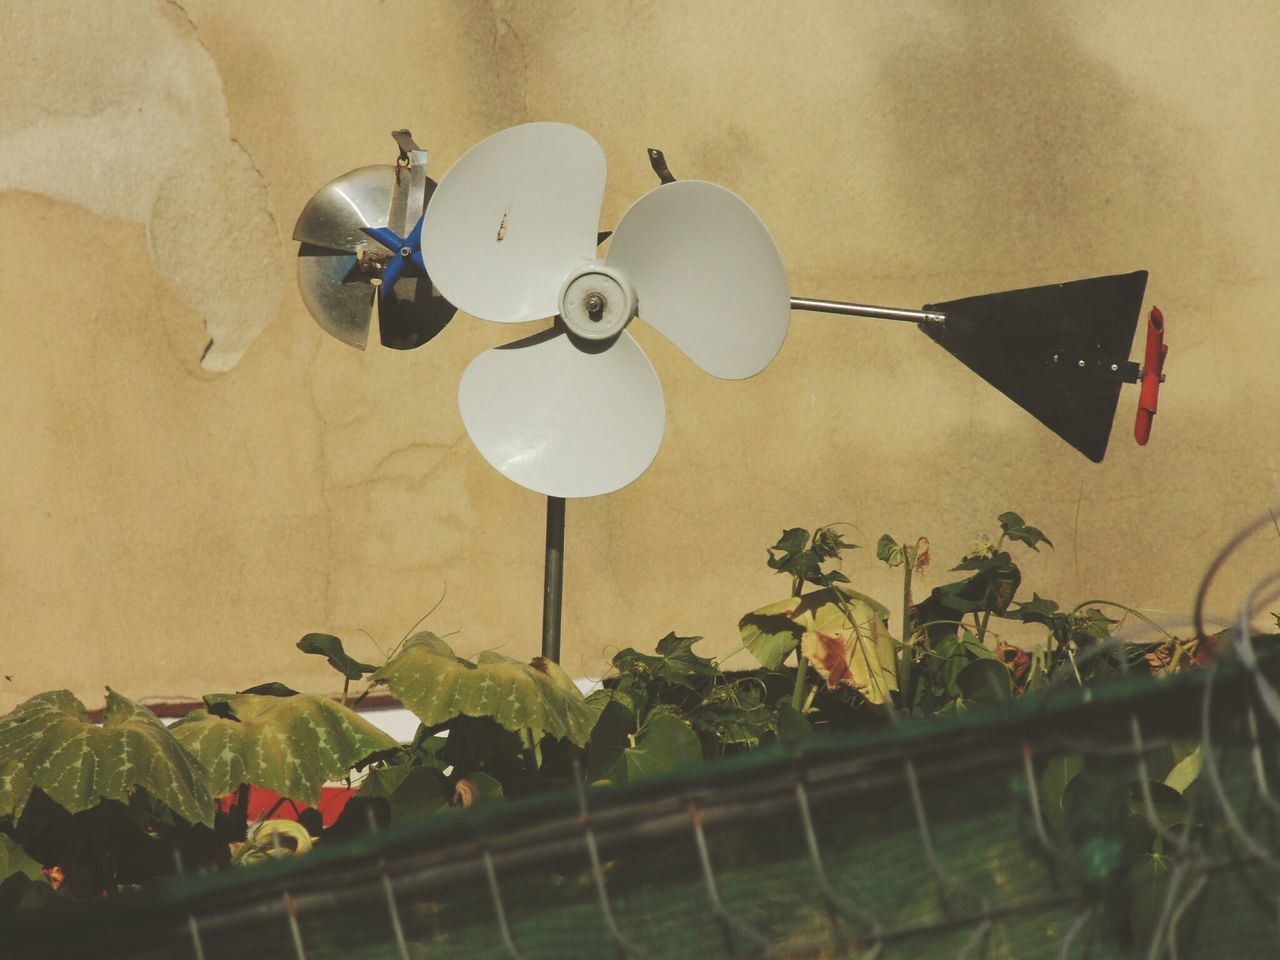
738 597 803 670
0 763 32 824
955 658 1012 705
742 588 897 703
171 693 396 806
800 590 899 704
0 690 213 826
609 711 702 783
358 765 451 823
371 633 595 746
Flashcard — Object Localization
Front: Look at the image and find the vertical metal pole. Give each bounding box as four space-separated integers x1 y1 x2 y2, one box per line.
542 496 565 663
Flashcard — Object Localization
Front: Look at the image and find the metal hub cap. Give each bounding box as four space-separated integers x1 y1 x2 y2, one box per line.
558 264 636 341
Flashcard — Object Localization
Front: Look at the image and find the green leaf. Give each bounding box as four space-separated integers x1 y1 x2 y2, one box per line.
1164 746 1202 794
1015 593 1060 624
651 634 720 678
690 681 773 747
371 633 595 747
811 526 856 561
586 698 637 782
955 659 1012 704
876 534 905 568
1039 754 1084 830
766 527 811 576
610 634 719 712
757 586 901 706
0 832 49 913
811 569 851 587
775 701 811 742
766 526 855 588
0 690 213 825
741 586 892 677
612 712 702 783
998 512 1053 551
937 552 1022 615
1072 607 1117 644
296 633 377 681
0 832 45 886
360 765 450 823
738 598 804 670
357 758 414 799
959 632 999 660
171 692 396 806
238 682 301 698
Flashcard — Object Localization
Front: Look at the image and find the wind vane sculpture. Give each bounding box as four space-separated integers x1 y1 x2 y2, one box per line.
294 124 1169 663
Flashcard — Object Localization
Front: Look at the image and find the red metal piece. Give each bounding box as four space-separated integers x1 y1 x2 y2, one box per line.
1135 306 1168 445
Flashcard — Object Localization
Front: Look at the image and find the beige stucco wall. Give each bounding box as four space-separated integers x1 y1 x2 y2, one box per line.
2 0 1277 711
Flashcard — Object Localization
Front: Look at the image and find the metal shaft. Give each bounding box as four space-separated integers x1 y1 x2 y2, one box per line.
791 297 946 327
542 496 566 663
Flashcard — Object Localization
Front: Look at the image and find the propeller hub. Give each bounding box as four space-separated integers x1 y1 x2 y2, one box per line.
558 264 636 341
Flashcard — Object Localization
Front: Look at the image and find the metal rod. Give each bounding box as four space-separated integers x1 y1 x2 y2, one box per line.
790 297 946 327
542 495 566 663
483 847 527 960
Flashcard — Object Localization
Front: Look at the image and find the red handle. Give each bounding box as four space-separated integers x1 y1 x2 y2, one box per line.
1134 306 1168 445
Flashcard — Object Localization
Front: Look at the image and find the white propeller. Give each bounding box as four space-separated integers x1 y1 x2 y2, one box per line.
423 122 790 498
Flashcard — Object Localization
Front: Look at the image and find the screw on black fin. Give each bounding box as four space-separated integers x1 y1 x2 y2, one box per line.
648 148 676 184
918 271 1149 462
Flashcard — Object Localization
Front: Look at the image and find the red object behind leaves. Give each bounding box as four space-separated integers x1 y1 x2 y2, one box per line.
217 785 356 828
1135 306 1168 445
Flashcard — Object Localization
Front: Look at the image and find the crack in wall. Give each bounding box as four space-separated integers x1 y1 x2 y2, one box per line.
491 4 530 121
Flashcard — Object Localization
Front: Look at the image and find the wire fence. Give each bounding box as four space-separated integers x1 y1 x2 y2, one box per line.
8 509 1280 960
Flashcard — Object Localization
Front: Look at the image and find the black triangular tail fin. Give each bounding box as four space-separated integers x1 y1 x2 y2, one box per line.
919 271 1148 462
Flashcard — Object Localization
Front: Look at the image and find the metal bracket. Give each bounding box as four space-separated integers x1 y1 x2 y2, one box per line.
1046 349 1140 383
647 148 676 184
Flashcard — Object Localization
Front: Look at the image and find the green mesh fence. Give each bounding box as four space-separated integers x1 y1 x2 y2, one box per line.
7 649 1280 960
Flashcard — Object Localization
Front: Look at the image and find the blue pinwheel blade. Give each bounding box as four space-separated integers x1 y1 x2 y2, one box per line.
380 255 406 298
406 212 424 248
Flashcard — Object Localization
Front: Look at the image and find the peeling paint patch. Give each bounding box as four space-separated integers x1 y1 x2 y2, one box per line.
0 0 281 372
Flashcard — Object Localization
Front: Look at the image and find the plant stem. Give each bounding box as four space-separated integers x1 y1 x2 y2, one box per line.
975 532 1007 644
790 571 807 712
976 608 993 644
899 554 914 708
521 728 538 774
234 783 251 840
791 646 808 712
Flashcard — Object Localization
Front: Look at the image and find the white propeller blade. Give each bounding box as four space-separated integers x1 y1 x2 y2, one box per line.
606 180 790 380
458 329 665 498
422 123 606 324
